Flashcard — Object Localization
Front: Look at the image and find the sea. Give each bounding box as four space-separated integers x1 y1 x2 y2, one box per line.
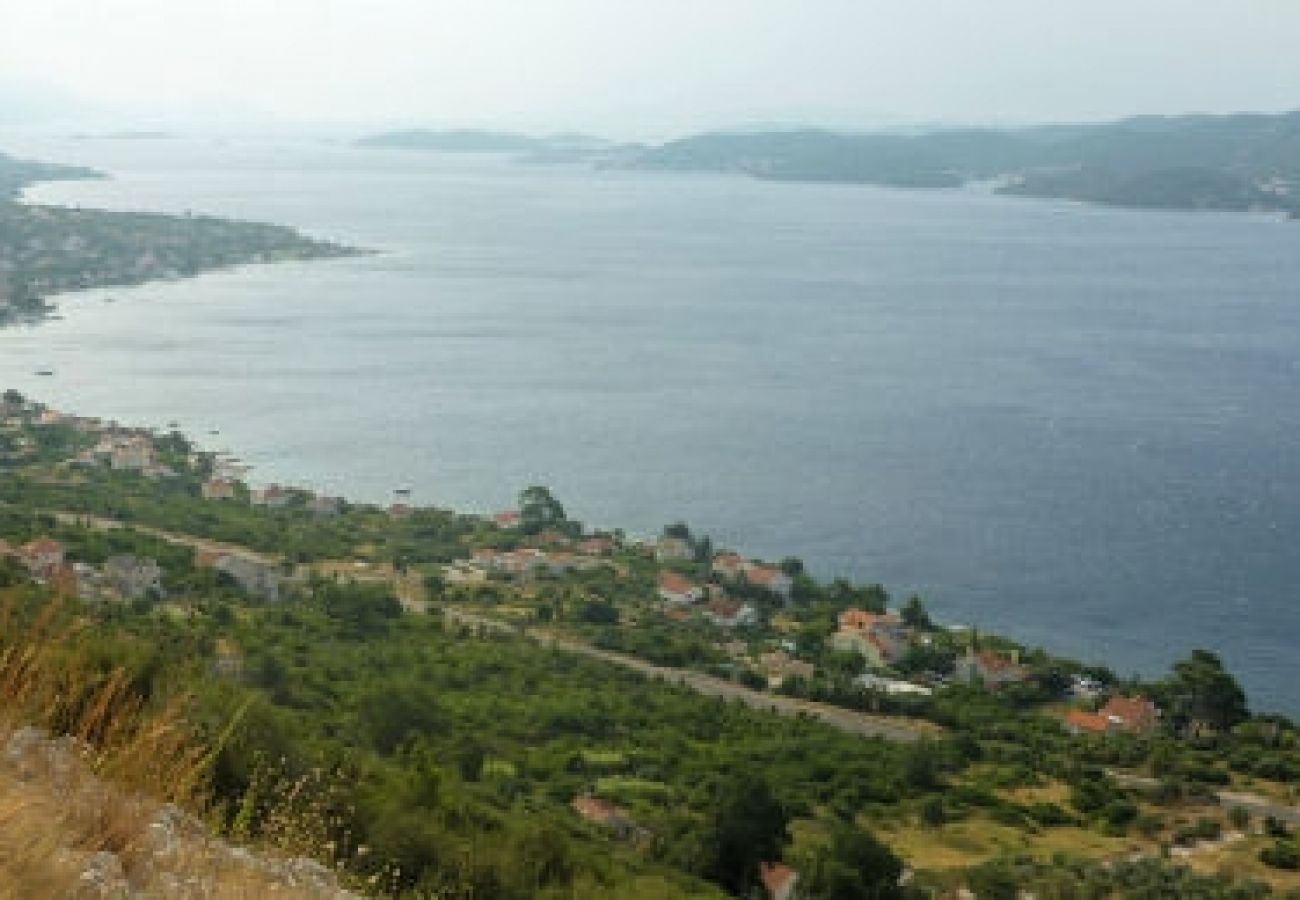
1 135 1297 715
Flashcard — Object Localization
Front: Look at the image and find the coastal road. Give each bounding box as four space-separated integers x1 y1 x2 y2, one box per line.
440 606 937 744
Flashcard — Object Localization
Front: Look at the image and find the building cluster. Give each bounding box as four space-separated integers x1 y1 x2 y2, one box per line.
0 537 163 603
1064 695 1161 736
195 549 283 602
75 431 178 479
656 570 759 629
201 477 343 518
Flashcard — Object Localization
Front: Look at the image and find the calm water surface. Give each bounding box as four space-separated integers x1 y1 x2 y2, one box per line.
2 137 1297 713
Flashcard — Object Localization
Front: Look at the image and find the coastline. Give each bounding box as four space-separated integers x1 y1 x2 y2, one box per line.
3 145 1297 718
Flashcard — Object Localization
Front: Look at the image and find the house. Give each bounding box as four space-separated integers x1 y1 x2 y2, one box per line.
388 503 412 519
830 609 912 669
103 555 164 601
577 536 615 556
955 648 1029 689
712 552 747 579
856 673 933 697
1064 709 1112 736
307 495 342 517
654 536 694 562
760 862 799 900
250 485 290 508
703 598 758 629
657 571 704 605
571 793 636 837
202 552 282 602
758 650 815 687
1100 695 1160 734
200 478 236 499
492 510 521 529
109 440 154 471
745 564 793 600
19 538 65 578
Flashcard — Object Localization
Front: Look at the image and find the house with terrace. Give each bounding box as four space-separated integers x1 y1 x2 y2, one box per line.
657 571 704 605
830 608 912 669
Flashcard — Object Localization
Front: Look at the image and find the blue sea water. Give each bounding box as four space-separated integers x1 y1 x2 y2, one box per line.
2 136 1297 714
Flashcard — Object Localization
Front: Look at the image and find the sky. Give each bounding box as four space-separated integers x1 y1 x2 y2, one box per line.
2 0 1299 138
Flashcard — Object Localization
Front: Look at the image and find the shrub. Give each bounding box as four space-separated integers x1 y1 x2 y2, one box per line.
1260 840 1300 870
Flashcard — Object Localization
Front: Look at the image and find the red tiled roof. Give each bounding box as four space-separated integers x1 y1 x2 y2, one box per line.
1101 695 1159 730
976 651 1023 674
745 565 785 586
760 862 798 897
658 571 696 594
571 794 629 827
706 598 744 618
1065 710 1111 734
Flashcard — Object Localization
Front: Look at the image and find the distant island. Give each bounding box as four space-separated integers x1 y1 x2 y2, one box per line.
0 150 360 324
364 111 1300 217
625 111 1300 216
357 128 645 165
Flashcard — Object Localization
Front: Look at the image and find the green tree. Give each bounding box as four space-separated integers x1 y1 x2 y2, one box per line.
803 824 905 900
1164 649 1248 733
518 485 567 534
900 595 932 629
700 774 789 895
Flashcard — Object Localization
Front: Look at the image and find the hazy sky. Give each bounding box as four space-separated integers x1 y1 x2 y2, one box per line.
2 0 1299 137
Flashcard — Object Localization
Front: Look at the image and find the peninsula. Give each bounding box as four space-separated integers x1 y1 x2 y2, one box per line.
0 150 360 324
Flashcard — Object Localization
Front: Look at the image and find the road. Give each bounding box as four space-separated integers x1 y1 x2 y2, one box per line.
440 606 936 744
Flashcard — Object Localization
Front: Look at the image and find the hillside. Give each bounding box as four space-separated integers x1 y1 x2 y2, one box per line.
627 111 1300 215
0 398 1298 898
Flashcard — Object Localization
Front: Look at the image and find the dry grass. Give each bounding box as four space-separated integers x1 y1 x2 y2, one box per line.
1184 833 1300 892
0 592 357 898
880 816 1138 871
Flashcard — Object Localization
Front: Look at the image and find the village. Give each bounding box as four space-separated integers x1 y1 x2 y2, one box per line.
4 392 1300 896
2 391 1167 744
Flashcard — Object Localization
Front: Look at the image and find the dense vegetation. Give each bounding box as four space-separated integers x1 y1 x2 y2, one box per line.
2 401 1299 896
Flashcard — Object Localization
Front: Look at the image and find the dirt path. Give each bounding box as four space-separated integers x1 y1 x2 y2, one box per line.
44 509 281 563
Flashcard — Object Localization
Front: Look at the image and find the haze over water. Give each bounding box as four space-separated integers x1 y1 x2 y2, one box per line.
3 136 1298 714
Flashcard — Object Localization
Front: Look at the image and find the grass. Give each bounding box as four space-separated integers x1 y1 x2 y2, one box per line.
0 590 355 897
1185 833 1300 892
880 815 1137 871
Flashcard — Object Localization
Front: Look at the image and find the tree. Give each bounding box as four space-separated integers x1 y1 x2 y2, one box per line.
699 774 789 895
804 824 905 900
779 556 804 577
1164 649 1248 733
518 486 567 535
900 595 932 630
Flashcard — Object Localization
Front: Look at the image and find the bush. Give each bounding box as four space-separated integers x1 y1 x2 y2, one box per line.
1260 840 1300 870
1027 802 1074 827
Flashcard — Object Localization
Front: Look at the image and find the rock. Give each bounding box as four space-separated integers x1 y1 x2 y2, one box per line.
75 850 130 899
